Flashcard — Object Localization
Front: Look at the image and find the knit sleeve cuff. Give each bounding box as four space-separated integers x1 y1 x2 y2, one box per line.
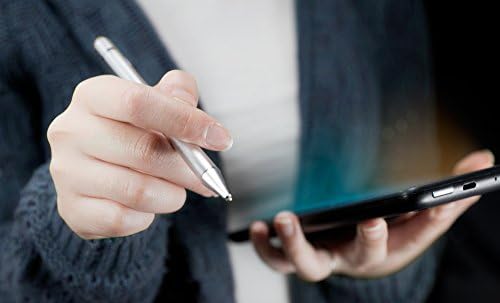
322 241 445 303
15 163 169 299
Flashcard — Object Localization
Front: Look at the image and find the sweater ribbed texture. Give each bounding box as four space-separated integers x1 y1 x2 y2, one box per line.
0 1 439 302
13 164 168 303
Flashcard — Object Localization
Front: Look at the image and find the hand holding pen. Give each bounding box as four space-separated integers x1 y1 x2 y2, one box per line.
94 37 232 201
47 40 233 239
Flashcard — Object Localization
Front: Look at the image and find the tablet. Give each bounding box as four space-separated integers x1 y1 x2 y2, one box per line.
229 165 500 242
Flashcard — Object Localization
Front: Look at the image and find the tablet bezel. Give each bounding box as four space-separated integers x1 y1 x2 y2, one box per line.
228 165 500 242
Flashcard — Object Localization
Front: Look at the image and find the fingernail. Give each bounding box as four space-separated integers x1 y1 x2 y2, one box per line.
251 221 266 233
170 88 197 105
205 123 233 150
277 216 294 238
198 185 215 198
361 223 383 240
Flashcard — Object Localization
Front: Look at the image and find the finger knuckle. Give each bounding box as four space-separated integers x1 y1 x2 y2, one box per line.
403 235 421 253
139 213 155 231
72 79 92 105
163 70 198 92
359 230 388 248
357 258 383 273
49 159 65 179
132 132 166 166
355 265 370 275
159 144 180 171
174 108 200 141
122 85 151 124
56 197 69 222
57 199 86 236
167 69 194 81
46 118 59 144
47 114 70 144
357 264 378 276
286 243 302 260
72 75 117 105
123 176 150 208
102 205 127 235
181 70 197 87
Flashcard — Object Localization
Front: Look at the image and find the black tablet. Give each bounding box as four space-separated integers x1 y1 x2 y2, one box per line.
229 165 500 242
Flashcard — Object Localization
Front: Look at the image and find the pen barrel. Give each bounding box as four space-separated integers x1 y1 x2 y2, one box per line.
171 138 216 177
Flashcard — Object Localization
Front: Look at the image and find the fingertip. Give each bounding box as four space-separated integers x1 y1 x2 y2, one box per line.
197 186 216 198
352 218 388 271
275 211 296 238
454 149 495 175
479 149 495 164
359 218 386 230
275 211 298 225
250 221 269 244
204 122 234 151
358 218 387 242
275 210 289 219
251 221 267 235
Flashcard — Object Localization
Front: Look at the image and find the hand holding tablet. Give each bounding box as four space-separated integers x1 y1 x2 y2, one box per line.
243 150 495 280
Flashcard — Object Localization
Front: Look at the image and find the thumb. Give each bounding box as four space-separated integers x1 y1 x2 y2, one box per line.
436 149 496 218
453 149 495 176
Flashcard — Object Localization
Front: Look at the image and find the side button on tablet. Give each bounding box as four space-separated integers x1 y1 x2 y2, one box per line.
432 186 454 198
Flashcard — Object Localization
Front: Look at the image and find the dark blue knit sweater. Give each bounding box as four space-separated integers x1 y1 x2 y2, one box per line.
0 1 441 302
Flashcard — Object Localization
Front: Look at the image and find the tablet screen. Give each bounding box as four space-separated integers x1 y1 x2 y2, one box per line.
224 46 477 234
226 101 477 232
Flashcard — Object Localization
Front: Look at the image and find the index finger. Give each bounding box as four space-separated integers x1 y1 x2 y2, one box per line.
74 75 233 151
273 212 334 281
250 221 295 274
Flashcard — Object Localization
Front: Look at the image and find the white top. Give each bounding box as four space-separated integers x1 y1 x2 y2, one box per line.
137 1 299 302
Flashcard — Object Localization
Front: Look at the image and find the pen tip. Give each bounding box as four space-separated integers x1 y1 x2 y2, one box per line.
225 194 233 202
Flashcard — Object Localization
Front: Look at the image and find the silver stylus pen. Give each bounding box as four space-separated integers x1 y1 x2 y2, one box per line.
94 36 232 202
